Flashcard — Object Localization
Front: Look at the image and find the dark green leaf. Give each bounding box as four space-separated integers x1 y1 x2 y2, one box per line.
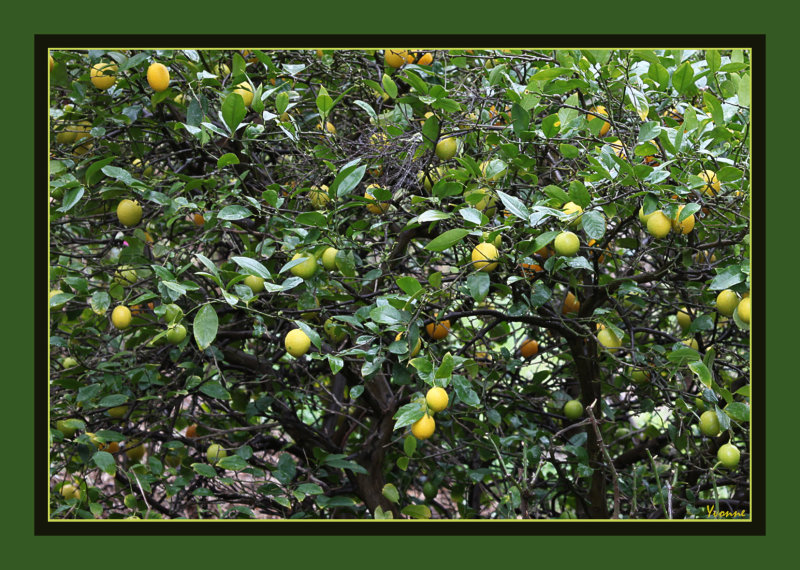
393 402 426 430
194 304 219 350
216 455 248 471
709 265 746 291
672 61 695 95
541 184 570 204
217 153 240 168
199 381 231 400
231 257 271 279
467 272 490 302
92 451 116 476
396 276 422 296
568 180 591 208
218 205 253 220
688 360 712 389
452 375 480 407
222 93 247 134
496 190 529 220
424 229 470 252
581 210 606 240
192 463 218 478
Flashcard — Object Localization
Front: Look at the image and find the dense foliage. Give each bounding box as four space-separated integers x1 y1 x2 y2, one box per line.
49 47 751 519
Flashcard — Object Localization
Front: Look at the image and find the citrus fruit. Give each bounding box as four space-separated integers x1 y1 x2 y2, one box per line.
554 231 580 256
717 443 740 469
166 323 187 345
435 137 457 160
588 105 610 136
90 62 117 90
365 184 390 214
285 329 311 357
56 419 79 437
116 199 143 227
562 292 580 315
631 369 650 384
471 242 499 272
716 290 739 317
638 207 655 225
60 484 80 500
111 305 132 330
321 247 338 270
243 275 265 293
324 318 348 343
308 185 331 209
290 253 317 279
206 443 227 465
384 49 409 68
564 399 583 420
597 328 622 350
520 338 539 359
125 440 146 462
677 308 692 330
562 202 584 227
699 170 720 196
233 81 254 107
464 187 497 215
699 410 720 437
646 211 671 238
107 406 129 419
396 332 421 357
737 297 751 324
147 62 170 92
411 414 435 440
417 52 433 66
672 205 695 234
426 387 449 412
426 316 451 340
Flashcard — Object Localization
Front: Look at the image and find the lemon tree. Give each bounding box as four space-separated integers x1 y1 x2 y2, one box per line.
49 47 751 521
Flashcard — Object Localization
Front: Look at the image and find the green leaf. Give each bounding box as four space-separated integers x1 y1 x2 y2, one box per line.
316 85 333 116
541 184 570 204
393 402 426 430
192 463 218 478
382 73 398 99
92 451 116 476
370 305 407 325
436 352 455 380
331 162 366 198
98 394 128 407
101 166 137 186
324 457 368 474
396 276 422 296
638 122 662 142
709 265 746 291
531 67 570 81
580 210 606 241
452 375 480 407
217 153 240 169
193 304 219 351
199 381 231 400
57 186 85 213
382 483 400 504
218 205 253 220
467 271 490 302
707 50 721 73
717 166 743 182
275 91 289 115
297 483 324 496
401 504 431 519
403 435 417 457
496 190 529 220
424 229 470 252
222 93 247 134
402 69 428 94
688 360 712 389
216 455 248 471
421 114 440 150
703 91 724 126
231 256 271 279
85 157 115 186
668 347 701 366
90 291 110 315
724 402 750 423
296 211 328 227
511 103 530 135
672 61 695 95
568 180 591 208
559 143 579 159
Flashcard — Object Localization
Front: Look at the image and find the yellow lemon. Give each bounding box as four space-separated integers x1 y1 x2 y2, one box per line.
646 211 671 238
111 305 132 330
365 184 390 214
426 387 449 412
588 105 610 136
699 170 720 196
384 49 409 68
90 62 117 90
116 199 142 227
435 137 457 160
411 414 435 440
716 289 739 316
233 81 254 107
285 329 311 357
672 205 695 234
471 242 499 272
737 297 751 324
147 62 170 92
